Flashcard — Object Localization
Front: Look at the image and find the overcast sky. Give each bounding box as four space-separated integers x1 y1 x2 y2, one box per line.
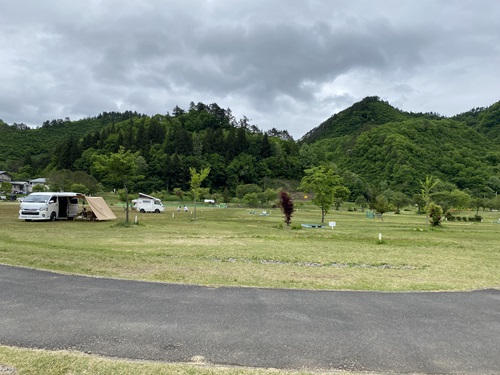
1 0 499 139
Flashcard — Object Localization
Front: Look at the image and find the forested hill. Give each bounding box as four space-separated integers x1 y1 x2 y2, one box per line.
302 96 500 195
452 101 500 142
1 97 499 199
300 96 443 144
0 111 143 164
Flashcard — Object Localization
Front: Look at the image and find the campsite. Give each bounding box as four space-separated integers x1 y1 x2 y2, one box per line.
1 196 499 374
1 196 499 291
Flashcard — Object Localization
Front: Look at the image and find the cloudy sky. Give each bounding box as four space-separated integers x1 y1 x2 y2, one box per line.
1 0 499 139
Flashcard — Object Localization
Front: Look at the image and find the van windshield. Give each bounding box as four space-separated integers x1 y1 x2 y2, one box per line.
24 194 49 203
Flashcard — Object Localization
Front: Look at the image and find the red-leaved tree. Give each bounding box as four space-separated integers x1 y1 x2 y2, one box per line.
279 190 294 226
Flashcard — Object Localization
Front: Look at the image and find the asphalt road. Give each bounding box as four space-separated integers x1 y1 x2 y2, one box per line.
0 264 499 374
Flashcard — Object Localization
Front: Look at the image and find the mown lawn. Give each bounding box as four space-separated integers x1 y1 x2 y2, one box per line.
1 200 499 291
1 199 499 374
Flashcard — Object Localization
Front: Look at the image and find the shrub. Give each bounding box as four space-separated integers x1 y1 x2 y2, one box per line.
428 203 443 226
444 211 455 221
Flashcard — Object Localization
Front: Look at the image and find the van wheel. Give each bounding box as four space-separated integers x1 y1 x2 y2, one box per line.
140 209 145 213
155 209 160 213
50 212 57 221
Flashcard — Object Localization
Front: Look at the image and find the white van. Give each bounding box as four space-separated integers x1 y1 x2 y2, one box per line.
133 193 165 213
19 192 81 221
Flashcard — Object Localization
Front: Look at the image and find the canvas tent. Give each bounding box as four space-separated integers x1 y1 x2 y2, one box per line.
85 196 117 221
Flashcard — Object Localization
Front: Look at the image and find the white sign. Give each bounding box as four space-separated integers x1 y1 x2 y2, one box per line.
329 221 336 229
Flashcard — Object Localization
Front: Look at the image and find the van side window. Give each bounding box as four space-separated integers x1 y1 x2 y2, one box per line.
49 196 57 203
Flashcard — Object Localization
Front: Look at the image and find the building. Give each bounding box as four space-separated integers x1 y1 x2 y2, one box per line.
0 171 13 183
29 178 47 192
0 172 47 194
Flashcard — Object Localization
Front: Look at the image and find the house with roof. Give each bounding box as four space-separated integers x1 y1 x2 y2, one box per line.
0 171 13 183
29 177 48 192
0 172 48 194
9 180 29 194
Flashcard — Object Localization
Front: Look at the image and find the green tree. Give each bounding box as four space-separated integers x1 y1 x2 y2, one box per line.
373 194 395 222
334 186 351 210
300 165 348 223
258 188 278 205
189 167 210 221
32 184 47 192
243 192 260 206
413 193 425 214
488 195 500 210
420 175 440 225
355 195 367 211
390 191 411 213
69 183 89 195
92 147 143 223
0 181 11 194
470 197 486 216
235 183 262 199
47 169 73 192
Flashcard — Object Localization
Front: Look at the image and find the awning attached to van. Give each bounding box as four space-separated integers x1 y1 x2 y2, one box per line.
85 196 117 221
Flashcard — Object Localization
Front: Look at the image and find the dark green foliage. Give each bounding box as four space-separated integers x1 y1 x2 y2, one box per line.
428 203 443 227
0 112 145 175
444 211 455 221
453 102 500 142
308 116 499 196
1 97 499 201
301 96 408 143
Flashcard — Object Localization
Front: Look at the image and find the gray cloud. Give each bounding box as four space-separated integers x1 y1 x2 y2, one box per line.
0 0 499 138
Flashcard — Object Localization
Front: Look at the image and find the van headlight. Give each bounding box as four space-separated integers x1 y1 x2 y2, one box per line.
38 207 47 211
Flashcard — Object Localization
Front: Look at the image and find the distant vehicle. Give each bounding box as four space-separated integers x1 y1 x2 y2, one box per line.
19 192 82 221
133 193 165 213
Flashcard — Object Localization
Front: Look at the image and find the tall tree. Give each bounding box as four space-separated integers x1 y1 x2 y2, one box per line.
300 165 349 223
91 147 143 223
279 190 294 226
189 167 211 221
420 175 440 225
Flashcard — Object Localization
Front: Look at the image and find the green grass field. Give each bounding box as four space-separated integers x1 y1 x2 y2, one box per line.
1 199 499 374
1 199 499 291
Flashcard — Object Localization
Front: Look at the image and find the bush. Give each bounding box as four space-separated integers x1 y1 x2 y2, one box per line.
428 203 443 227
469 215 482 222
444 211 455 221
